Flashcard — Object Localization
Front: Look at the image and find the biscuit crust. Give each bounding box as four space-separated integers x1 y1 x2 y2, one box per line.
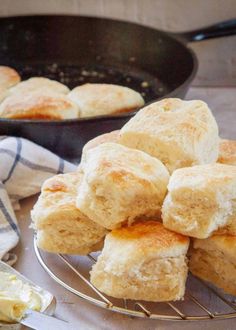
77 143 169 229
0 91 79 119
90 221 189 301
119 98 219 173
9 77 69 95
68 83 144 117
0 66 21 101
31 171 107 255
82 130 120 155
162 164 236 238
218 139 236 165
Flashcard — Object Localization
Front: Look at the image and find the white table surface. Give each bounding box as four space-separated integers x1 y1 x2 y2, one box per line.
12 86 236 330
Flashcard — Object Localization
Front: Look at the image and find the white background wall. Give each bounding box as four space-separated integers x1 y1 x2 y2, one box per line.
0 0 235 86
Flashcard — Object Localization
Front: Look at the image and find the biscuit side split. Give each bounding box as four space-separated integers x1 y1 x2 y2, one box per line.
189 235 236 295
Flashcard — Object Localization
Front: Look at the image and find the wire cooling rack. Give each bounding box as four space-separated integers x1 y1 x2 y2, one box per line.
34 239 236 321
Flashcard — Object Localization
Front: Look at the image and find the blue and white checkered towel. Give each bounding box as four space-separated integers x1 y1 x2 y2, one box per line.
0 136 76 264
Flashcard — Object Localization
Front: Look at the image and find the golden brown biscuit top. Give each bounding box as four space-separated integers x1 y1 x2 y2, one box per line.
68 83 144 117
43 180 68 193
0 91 78 119
31 171 98 229
32 172 83 218
168 163 236 191
120 98 217 141
218 139 236 165
111 220 189 248
80 143 169 194
9 77 69 95
82 130 120 154
42 171 82 195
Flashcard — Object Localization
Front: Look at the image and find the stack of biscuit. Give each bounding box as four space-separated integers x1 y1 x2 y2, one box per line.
32 96 236 301
0 66 144 119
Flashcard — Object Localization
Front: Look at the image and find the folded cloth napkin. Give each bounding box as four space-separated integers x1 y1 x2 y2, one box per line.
0 136 77 263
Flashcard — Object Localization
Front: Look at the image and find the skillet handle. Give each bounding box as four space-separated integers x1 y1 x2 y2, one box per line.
174 19 236 42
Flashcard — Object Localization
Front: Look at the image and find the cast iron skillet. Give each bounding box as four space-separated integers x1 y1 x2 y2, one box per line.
0 15 235 161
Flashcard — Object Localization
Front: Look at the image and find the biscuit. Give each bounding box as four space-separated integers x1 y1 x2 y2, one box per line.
162 164 236 238
218 139 236 165
119 98 219 173
9 77 69 95
190 235 236 295
31 171 107 255
82 130 120 155
0 91 79 119
77 143 169 229
0 66 21 101
68 83 144 117
90 221 189 301
81 130 120 170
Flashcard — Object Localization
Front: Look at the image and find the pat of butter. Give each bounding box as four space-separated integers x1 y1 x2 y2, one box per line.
0 297 27 323
0 271 43 323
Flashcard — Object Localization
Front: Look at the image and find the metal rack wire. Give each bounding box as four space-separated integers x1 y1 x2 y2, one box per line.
34 239 236 321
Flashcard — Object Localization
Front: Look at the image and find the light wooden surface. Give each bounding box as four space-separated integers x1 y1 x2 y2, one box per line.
13 87 236 330
0 0 236 87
